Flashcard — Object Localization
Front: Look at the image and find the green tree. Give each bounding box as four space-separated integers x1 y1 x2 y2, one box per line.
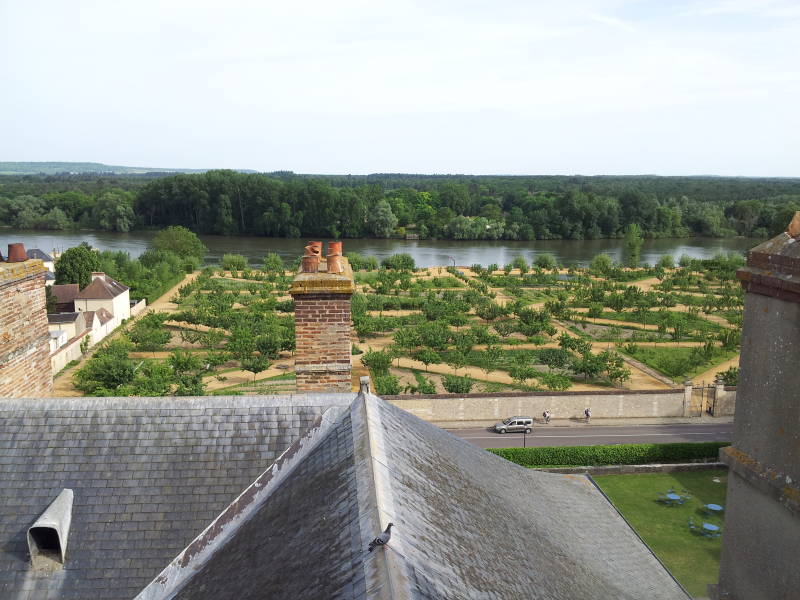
55 242 101 288
240 355 271 383
361 349 393 375
91 190 135 232
623 223 644 267
368 200 398 237
589 253 613 275
415 348 441 372
152 226 208 259
73 339 135 394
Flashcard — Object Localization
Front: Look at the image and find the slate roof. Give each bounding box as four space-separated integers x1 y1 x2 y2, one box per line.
47 312 81 324
139 393 690 600
0 394 354 600
75 274 129 300
26 248 53 262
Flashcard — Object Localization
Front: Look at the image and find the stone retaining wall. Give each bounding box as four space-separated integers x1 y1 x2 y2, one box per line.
384 388 686 428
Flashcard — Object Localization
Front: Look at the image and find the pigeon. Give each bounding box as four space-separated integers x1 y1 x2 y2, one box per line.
367 523 394 552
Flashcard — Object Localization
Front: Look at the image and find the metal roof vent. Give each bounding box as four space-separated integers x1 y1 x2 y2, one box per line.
28 489 73 569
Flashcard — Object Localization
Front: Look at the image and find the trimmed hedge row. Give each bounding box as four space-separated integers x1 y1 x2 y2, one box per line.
488 442 730 468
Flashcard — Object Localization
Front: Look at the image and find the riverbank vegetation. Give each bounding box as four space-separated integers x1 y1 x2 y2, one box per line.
2 171 799 240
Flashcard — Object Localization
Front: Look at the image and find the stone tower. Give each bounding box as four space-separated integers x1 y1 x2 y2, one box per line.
712 213 800 599
0 243 53 397
289 243 354 392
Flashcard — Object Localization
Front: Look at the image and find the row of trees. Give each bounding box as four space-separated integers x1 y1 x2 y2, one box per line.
3 171 798 240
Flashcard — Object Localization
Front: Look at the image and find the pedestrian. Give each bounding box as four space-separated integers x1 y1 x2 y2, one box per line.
584 407 591 423
543 410 551 424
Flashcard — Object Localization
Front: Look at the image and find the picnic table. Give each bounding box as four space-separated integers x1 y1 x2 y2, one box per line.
701 522 721 537
705 503 724 513
658 491 690 505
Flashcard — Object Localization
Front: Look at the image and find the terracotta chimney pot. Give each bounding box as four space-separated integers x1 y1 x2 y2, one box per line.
7 243 27 263
301 255 320 273
327 254 344 274
328 241 343 256
306 241 322 256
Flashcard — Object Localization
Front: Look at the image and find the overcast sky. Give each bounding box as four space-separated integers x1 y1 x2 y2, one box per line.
1 0 798 175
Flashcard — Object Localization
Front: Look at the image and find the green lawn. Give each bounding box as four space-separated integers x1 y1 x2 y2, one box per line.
593 470 728 597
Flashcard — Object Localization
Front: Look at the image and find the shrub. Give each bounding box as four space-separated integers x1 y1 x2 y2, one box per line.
442 374 474 394
413 373 436 394
381 253 415 271
534 253 558 270
488 442 730 467
373 374 401 395
361 349 393 375
221 253 248 271
717 366 739 386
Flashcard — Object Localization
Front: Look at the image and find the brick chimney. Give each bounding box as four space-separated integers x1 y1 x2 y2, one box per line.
290 242 355 392
0 245 53 397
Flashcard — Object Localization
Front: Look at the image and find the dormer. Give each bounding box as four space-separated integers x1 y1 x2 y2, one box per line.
28 489 73 570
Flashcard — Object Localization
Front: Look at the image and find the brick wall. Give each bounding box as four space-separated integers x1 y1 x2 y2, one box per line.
293 293 352 392
0 260 54 397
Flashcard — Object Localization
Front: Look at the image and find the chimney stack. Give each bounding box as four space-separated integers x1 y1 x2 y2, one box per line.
290 242 354 392
712 212 800 599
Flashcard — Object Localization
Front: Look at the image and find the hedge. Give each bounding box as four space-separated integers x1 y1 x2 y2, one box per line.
488 442 730 468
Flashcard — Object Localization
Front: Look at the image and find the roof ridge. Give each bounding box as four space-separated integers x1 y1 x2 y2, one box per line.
134 406 346 600
359 393 414 599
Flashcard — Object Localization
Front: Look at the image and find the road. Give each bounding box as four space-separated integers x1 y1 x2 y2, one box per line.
444 423 733 448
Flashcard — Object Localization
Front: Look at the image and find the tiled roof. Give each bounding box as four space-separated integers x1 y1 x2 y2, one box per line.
75 274 129 300
47 312 81 324
26 248 53 262
0 394 354 600
141 394 690 600
50 283 80 305
83 310 96 326
96 307 114 325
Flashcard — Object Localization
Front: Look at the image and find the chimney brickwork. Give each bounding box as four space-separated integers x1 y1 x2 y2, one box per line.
290 250 355 393
0 255 53 397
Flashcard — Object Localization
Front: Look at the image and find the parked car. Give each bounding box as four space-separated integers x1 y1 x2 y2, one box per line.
494 416 533 434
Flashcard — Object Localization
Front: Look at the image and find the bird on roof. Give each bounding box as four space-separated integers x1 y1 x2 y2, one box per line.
367 523 393 552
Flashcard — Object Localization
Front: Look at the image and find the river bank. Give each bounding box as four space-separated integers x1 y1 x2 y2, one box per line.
1 227 760 268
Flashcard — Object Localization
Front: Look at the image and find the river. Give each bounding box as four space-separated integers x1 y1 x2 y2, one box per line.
1 228 759 268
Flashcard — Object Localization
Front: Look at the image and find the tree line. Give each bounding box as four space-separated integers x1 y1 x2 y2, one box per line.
2 171 799 240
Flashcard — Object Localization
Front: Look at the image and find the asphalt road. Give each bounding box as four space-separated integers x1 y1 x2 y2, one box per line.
444 423 733 448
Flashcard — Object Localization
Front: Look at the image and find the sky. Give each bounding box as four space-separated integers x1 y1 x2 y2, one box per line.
1 0 798 175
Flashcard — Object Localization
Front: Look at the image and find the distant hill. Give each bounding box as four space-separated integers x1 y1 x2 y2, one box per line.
0 162 256 175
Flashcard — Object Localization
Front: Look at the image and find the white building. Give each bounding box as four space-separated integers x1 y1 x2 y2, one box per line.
73 272 131 330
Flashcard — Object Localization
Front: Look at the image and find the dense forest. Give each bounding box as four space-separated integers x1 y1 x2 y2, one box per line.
2 171 799 240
